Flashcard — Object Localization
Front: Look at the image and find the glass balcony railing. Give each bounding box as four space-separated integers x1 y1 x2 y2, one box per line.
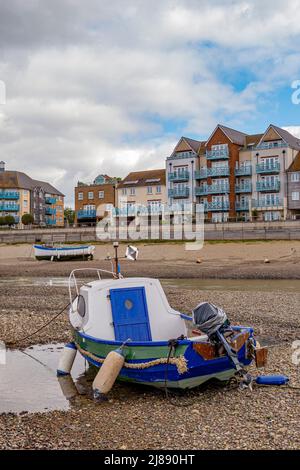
235 183 252 193
235 166 252 176
256 181 280 192
45 207 56 215
206 148 229 160
204 201 230 212
252 199 283 208
77 209 97 219
195 167 230 179
168 187 190 198
45 217 56 225
235 201 250 211
0 191 20 200
196 184 230 196
168 171 189 182
45 197 57 205
256 162 280 174
255 142 287 150
0 203 19 211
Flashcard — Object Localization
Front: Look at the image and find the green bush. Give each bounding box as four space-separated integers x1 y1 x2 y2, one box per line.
22 213 34 226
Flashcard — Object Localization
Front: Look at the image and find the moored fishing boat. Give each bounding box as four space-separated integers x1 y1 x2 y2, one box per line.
57 249 267 393
33 244 95 261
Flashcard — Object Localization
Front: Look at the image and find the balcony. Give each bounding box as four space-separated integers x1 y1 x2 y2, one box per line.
195 167 230 179
168 187 190 198
256 162 280 174
256 181 280 192
206 148 229 160
0 203 19 211
0 191 20 200
196 184 230 196
45 197 57 205
235 166 252 176
235 183 252 193
236 201 250 211
45 207 56 215
77 209 97 219
252 199 283 209
204 201 230 212
45 217 56 225
168 171 189 182
255 142 287 150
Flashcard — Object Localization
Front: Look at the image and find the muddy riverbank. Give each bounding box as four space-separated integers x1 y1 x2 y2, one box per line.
1 240 300 279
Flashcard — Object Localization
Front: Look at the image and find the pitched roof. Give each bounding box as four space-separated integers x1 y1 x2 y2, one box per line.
245 134 264 147
257 125 300 151
0 170 64 196
288 152 300 172
118 169 166 188
206 124 247 147
181 137 204 153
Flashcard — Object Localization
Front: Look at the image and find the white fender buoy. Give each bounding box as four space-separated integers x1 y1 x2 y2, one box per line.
57 342 77 376
92 348 125 400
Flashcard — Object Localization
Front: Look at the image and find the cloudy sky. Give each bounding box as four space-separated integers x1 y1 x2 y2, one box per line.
1 0 300 206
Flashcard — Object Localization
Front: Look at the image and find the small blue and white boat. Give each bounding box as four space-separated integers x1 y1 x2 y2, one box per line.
58 262 267 392
33 244 95 261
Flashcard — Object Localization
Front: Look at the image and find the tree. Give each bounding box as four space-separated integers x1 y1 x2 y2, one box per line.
4 215 16 226
64 207 75 225
0 217 5 226
22 213 34 226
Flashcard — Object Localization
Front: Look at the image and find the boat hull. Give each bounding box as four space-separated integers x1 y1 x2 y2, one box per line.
34 244 94 261
73 327 254 389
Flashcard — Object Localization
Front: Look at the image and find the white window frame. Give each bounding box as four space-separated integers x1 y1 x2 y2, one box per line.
88 191 94 200
78 192 83 200
292 191 300 201
147 186 153 194
291 172 300 182
98 191 104 199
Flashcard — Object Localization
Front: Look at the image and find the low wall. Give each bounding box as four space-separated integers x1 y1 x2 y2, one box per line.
1 221 300 243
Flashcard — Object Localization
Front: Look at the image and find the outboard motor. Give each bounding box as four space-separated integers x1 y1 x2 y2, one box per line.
192 302 252 389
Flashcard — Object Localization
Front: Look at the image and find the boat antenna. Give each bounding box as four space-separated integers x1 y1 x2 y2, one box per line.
113 241 120 277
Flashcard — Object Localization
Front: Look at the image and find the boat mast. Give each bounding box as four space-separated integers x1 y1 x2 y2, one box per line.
113 241 120 277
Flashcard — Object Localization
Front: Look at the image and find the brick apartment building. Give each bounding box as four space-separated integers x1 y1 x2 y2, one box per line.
166 124 300 222
0 161 64 227
75 174 118 225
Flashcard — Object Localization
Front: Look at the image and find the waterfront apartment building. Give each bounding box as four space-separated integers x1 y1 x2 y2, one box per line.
0 161 64 227
166 124 300 222
116 169 166 216
75 174 117 225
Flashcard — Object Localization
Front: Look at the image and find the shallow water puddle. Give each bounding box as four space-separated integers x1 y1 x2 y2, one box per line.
162 278 300 292
0 344 91 414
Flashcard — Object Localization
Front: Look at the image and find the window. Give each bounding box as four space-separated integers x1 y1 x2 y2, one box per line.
24 201 28 208
122 188 127 196
147 186 153 194
156 185 161 194
130 187 136 196
98 191 104 199
78 192 83 200
88 191 94 200
292 192 300 201
291 173 300 182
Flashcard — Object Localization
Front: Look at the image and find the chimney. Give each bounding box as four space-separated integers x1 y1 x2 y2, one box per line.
0 161 5 172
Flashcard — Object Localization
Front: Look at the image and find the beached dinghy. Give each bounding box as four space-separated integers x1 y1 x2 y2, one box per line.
33 244 95 261
60 261 266 391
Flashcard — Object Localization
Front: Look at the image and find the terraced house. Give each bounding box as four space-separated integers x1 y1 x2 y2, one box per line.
0 161 64 227
166 124 300 222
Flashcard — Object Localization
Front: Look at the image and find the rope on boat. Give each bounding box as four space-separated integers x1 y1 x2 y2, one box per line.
75 342 188 375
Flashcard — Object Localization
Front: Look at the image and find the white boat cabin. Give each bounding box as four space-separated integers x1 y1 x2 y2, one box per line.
70 277 190 342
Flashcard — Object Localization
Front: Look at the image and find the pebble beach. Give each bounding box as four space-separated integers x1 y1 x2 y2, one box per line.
0 241 300 450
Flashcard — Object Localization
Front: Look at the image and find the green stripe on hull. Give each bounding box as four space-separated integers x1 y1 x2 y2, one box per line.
73 330 188 360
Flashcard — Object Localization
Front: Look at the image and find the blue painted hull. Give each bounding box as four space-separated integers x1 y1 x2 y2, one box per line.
74 327 254 389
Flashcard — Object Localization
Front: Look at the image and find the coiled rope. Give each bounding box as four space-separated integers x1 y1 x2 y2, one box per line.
75 341 188 375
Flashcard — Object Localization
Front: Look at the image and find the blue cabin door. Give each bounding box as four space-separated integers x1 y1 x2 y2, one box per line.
109 287 152 342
